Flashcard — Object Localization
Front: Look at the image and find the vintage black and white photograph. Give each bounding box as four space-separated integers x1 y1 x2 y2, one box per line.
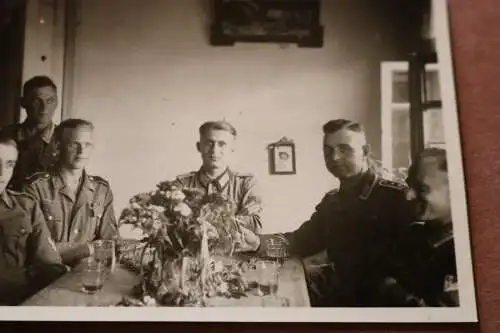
0 0 477 323
269 138 296 174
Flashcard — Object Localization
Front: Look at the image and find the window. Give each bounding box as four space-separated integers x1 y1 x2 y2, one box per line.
381 62 445 173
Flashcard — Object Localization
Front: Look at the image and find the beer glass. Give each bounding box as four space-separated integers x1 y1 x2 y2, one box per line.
81 258 105 294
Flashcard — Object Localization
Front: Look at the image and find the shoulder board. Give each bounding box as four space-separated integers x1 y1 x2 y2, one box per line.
176 171 197 179
6 189 37 202
88 175 110 186
233 172 253 178
378 179 408 191
6 188 23 196
326 188 339 196
25 172 50 184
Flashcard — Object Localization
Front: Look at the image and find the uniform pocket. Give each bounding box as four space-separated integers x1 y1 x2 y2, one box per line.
86 202 104 238
0 222 32 267
41 200 63 239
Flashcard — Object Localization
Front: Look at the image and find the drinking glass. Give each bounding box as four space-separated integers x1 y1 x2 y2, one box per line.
81 258 105 294
256 260 279 296
92 240 116 273
266 235 289 266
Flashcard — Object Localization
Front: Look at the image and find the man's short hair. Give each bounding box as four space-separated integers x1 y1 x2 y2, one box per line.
0 136 18 151
199 121 237 138
55 118 94 143
22 75 57 97
322 119 364 135
406 147 448 187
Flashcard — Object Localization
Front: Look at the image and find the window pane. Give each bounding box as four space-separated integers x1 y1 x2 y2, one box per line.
424 108 445 148
391 108 411 171
392 71 409 103
424 70 441 102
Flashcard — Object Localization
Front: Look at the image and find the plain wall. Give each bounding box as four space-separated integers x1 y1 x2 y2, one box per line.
65 0 411 233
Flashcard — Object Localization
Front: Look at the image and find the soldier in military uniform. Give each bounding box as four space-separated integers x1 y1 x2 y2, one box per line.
237 119 412 307
0 137 67 305
23 119 118 266
379 148 458 307
173 121 263 233
0 76 59 191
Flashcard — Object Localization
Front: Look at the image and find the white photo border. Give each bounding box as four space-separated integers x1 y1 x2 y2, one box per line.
0 0 478 323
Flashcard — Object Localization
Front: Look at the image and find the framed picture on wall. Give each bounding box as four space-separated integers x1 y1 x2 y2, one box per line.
270 139 296 174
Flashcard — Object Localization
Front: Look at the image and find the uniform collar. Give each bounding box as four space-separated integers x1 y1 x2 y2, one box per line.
425 220 454 248
197 167 231 191
0 190 13 208
20 120 56 143
338 169 378 201
53 169 95 201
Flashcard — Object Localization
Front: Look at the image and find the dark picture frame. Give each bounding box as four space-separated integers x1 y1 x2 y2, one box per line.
210 0 324 47
268 138 296 174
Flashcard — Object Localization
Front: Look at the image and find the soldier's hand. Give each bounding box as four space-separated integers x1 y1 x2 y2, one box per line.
234 226 260 252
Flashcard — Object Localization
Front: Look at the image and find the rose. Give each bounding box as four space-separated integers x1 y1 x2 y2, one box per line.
118 223 147 240
170 190 186 202
173 202 192 217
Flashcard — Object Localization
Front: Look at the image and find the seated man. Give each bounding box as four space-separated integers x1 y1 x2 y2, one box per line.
0 76 59 190
0 137 67 305
379 148 458 307
23 119 119 266
174 120 263 233
237 119 412 307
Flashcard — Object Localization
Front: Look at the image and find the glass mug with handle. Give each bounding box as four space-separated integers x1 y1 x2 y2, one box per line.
265 234 289 265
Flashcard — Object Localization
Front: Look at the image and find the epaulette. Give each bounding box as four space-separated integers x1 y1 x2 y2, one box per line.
176 171 196 179
88 175 110 186
6 188 37 202
25 172 50 185
6 188 24 196
378 179 408 191
233 172 253 178
326 188 339 196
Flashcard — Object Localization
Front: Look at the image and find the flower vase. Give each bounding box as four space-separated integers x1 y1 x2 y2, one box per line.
199 221 210 304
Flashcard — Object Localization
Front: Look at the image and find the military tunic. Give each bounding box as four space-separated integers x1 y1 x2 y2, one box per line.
259 169 412 307
0 121 58 190
173 168 263 233
381 221 458 307
23 170 119 265
0 189 66 305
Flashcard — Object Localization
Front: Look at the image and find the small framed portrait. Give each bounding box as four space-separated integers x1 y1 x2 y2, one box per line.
269 138 296 174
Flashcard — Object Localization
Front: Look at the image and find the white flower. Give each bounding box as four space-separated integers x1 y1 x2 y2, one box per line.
173 202 192 217
131 202 142 210
142 295 157 306
118 224 146 240
213 261 224 273
170 190 186 201
149 205 165 213
164 190 172 199
217 282 229 294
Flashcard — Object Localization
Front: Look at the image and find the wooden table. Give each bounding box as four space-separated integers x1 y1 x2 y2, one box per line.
22 259 311 307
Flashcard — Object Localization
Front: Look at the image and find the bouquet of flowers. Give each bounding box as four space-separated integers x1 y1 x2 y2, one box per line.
117 180 252 307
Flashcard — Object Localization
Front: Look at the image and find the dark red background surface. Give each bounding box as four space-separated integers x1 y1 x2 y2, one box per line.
3 0 500 332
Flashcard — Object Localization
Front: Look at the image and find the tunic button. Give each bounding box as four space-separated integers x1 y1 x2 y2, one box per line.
48 216 53 221
20 228 27 234
74 229 79 234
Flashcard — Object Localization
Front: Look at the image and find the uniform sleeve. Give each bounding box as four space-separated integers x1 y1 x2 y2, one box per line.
235 176 263 234
0 265 67 305
28 201 63 265
283 195 331 258
97 186 119 240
